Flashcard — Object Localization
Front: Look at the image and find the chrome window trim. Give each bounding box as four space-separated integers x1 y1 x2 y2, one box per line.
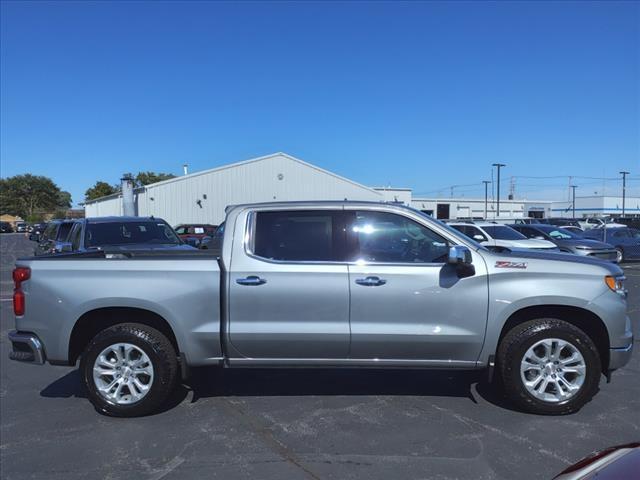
242 205 461 268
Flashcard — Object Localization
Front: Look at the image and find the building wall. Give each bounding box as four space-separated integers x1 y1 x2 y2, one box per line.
410 197 531 219
84 153 383 226
551 196 640 218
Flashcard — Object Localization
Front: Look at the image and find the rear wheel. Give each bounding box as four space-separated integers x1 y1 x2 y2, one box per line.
80 323 178 417
498 318 601 415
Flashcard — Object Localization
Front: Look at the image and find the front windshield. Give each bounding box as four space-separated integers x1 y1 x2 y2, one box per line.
481 225 527 240
86 221 181 247
539 227 580 239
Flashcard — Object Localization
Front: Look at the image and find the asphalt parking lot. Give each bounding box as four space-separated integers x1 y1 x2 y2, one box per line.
1 233 638 480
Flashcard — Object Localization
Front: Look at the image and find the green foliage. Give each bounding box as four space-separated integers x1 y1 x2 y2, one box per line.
84 181 118 201
0 174 70 219
135 172 176 186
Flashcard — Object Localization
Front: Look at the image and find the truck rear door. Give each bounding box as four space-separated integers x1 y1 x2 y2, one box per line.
227 208 350 359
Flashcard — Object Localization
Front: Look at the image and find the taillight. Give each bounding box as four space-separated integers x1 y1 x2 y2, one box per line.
13 267 30 316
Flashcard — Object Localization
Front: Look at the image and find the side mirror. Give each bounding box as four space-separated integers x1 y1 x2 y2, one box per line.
473 234 485 242
448 245 472 266
57 242 73 253
28 233 39 242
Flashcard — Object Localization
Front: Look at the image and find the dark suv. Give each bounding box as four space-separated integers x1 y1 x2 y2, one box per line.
62 217 197 253
30 220 75 255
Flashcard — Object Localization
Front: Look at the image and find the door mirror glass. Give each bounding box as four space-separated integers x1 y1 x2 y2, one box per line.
28 233 38 242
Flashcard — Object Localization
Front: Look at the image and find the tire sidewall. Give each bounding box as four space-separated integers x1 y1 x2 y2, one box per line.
502 322 601 414
81 326 175 417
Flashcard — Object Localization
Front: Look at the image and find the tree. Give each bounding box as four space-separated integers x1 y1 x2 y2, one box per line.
84 181 117 201
135 171 176 186
0 174 70 220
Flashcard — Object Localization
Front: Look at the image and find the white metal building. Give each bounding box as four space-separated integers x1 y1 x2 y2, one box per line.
84 153 384 226
550 195 640 218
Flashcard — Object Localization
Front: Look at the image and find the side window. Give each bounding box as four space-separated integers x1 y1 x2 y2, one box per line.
57 222 73 241
350 211 449 264
613 230 629 238
253 210 342 262
43 224 56 241
70 224 82 250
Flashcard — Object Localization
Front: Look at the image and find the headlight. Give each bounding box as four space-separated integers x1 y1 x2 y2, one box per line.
605 275 627 296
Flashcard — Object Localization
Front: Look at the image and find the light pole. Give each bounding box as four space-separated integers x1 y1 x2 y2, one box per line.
492 164 506 217
570 185 578 219
483 180 491 219
620 171 629 217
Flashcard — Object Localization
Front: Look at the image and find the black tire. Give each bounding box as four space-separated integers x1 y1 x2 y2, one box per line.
80 323 178 417
497 318 601 415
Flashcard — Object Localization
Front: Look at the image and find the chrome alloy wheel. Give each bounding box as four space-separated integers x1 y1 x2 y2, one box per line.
92 343 154 405
520 338 586 403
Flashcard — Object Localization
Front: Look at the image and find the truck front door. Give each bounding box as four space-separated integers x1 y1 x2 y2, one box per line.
345 208 488 363
228 209 351 359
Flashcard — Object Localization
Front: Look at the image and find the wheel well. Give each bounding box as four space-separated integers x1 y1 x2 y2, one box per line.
68 307 179 365
499 305 610 372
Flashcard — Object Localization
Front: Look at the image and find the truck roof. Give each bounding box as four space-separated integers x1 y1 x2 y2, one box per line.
225 200 409 213
84 216 165 224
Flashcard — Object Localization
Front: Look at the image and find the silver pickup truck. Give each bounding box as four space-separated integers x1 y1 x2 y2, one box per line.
8 201 633 417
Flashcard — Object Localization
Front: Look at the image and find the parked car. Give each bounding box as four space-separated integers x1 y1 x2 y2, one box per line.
546 218 582 228
579 217 626 230
449 222 558 252
553 442 640 480
30 219 75 255
28 223 47 239
560 226 585 236
15 222 28 232
9 201 632 417
198 222 224 254
60 217 198 253
616 217 640 230
582 227 640 262
174 224 217 247
509 224 618 262
0 221 14 233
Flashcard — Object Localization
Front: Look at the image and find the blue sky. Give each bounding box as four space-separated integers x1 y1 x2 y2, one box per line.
1 1 638 206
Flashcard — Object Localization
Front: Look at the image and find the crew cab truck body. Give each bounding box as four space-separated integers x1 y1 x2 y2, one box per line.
8 201 634 417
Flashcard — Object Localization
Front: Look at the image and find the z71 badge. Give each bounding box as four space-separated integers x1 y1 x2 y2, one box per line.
495 261 528 269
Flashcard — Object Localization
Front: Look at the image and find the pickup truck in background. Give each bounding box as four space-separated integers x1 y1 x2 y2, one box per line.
8 201 633 417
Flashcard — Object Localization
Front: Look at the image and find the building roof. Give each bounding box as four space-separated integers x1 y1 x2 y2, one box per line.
83 152 382 205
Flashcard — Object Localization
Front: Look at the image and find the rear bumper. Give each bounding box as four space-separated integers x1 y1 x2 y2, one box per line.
609 339 634 371
8 331 46 364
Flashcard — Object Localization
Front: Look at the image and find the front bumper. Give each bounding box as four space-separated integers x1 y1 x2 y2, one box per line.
8 331 46 364
609 338 634 371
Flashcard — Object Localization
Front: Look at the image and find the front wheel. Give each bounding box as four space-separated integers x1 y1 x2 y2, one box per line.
80 323 178 417
497 318 601 415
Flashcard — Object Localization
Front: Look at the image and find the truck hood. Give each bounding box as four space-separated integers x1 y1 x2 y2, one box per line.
556 239 615 250
483 248 624 276
487 238 557 249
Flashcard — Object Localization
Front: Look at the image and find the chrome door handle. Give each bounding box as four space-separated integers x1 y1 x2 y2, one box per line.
355 276 387 287
236 276 267 286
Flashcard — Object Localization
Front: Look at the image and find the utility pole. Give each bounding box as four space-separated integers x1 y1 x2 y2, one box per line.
620 171 630 217
570 185 578 219
492 163 506 217
483 181 491 219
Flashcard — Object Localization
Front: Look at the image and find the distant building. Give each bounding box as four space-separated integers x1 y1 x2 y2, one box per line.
84 153 384 226
551 195 640 218
0 214 24 228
